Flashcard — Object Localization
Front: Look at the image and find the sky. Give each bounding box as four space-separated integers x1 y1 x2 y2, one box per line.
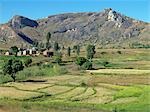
0 0 150 24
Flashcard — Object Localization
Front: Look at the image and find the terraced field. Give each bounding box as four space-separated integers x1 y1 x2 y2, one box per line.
0 71 149 112
0 49 149 112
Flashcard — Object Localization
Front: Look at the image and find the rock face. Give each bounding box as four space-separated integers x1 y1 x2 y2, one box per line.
0 8 149 48
9 15 38 29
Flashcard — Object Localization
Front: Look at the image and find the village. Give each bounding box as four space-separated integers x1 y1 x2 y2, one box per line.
3 47 54 57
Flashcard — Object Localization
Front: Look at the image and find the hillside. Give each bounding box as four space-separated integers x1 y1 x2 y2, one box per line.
0 8 149 49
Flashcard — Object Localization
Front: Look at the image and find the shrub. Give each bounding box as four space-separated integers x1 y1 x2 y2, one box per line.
82 60 92 70
53 65 68 75
86 44 96 59
42 63 53 68
24 58 32 67
54 52 62 65
102 61 109 67
81 82 87 87
75 57 87 66
0 74 12 84
117 51 121 54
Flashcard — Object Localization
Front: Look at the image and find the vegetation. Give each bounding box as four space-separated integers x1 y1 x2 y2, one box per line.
46 32 51 50
24 58 32 67
82 60 92 70
67 47 71 57
10 46 18 56
54 42 59 51
32 39 39 47
86 44 96 60
73 45 80 56
75 57 87 66
0 48 149 112
3 59 24 82
54 52 62 65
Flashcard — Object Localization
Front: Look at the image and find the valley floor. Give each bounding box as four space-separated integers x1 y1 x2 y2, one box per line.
0 49 150 112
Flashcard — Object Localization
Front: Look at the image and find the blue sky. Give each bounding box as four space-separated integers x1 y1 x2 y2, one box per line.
0 0 149 23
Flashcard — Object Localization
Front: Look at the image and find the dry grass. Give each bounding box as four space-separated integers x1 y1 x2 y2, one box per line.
87 74 150 85
0 87 42 100
87 69 150 75
72 87 94 100
55 87 85 99
81 87 114 104
39 85 73 95
4 82 53 90
97 83 128 90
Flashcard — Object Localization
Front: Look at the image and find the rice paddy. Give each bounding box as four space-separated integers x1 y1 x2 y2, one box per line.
0 49 149 112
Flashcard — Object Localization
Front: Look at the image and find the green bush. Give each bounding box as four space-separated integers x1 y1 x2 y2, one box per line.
54 52 62 64
117 51 122 54
53 65 68 75
0 74 12 83
102 61 109 67
75 57 87 66
82 61 92 70
24 58 32 67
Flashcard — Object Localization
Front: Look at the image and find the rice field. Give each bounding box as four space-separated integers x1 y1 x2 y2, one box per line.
87 69 150 75
0 49 150 112
0 86 43 100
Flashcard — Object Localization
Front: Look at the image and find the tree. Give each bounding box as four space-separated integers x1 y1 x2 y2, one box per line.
46 32 51 43
76 45 80 56
3 59 24 82
73 45 80 55
67 47 71 57
75 57 87 66
46 42 51 50
86 45 96 60
54 42 59 51
54 52 62 65
33 39 39 47
10 46 18 56
24 58 32 67
39 42 45 49
46 32 51 50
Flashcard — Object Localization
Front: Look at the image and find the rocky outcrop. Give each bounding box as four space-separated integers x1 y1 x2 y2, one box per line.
9 15 38 29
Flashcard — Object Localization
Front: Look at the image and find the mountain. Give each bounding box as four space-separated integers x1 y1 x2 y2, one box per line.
0 8 149 49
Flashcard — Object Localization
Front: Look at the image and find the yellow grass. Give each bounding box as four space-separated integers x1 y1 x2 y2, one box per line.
39 85 72 95
0 87 42 100
81 87 115 104
87 69 150 75
4 82 53 90
72 87 94 100
97 83 127 90
46 75 82 84
56 87 85 99
57 76 89 86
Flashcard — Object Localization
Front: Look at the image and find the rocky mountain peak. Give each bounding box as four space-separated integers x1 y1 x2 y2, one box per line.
9 15 38 29
0 8 149 48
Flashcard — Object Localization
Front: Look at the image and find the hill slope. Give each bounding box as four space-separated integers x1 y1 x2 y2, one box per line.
0 8 149 49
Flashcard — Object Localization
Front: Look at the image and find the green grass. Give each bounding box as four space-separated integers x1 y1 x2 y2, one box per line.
17 64 68 81
114 86 143 100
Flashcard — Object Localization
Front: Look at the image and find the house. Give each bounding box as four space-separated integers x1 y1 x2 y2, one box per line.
17 51 23 56
29 47 37 55
5 51 12 56
23 50 29 55
43 50 54 57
